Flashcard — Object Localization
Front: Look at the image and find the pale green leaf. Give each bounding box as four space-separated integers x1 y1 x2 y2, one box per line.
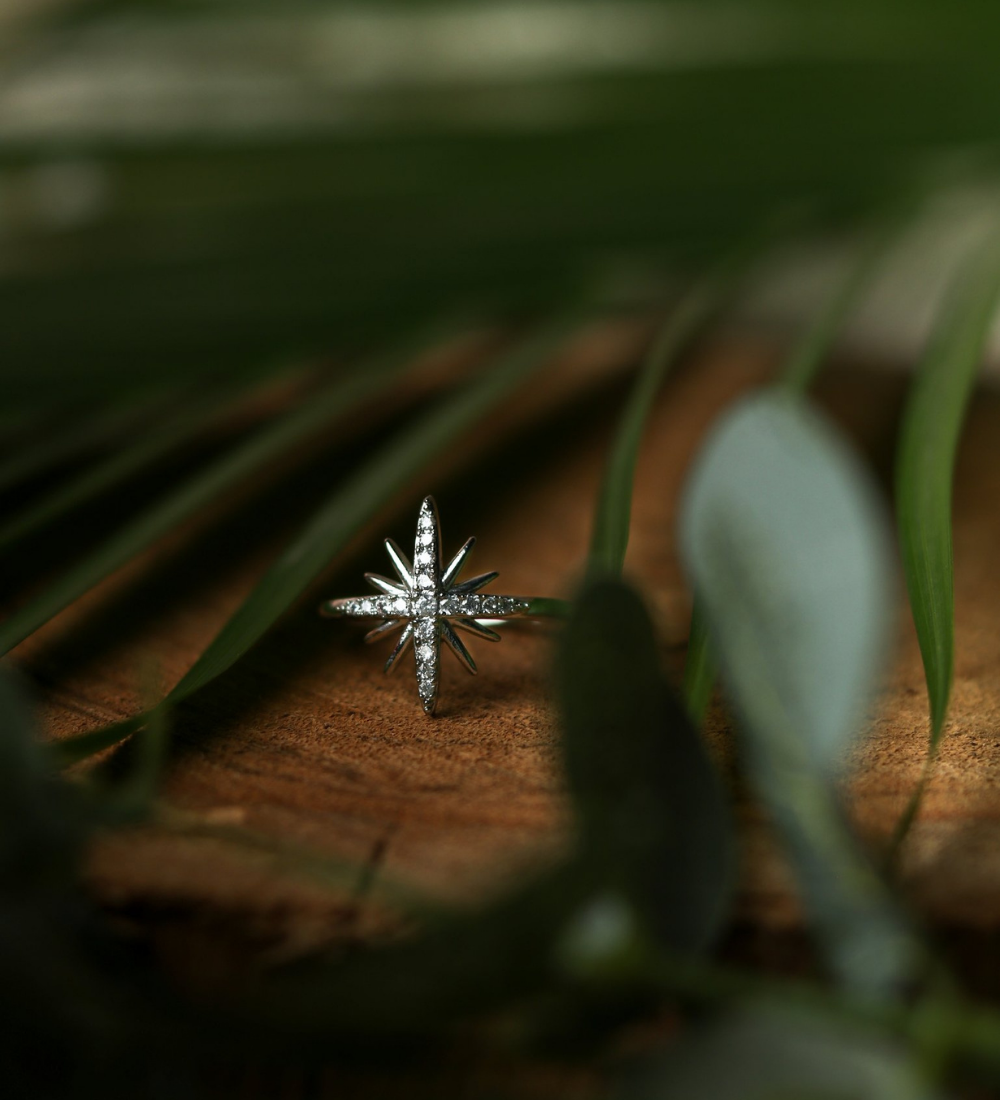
679 393 918 995
625 1006 934 1100
682 225 899 724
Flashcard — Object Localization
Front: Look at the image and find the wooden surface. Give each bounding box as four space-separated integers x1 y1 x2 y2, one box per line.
12 329 1000 992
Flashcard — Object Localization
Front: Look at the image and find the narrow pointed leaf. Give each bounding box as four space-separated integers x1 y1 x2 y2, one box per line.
0 387 172 496
681 604 715 725
587 251 752 578
0 396 228 551
679 393 918 995
0 333 438 656
888 229 1000 856
896 230 1000 744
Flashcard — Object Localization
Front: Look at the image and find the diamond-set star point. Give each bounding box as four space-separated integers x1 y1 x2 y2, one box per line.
322 497 531 714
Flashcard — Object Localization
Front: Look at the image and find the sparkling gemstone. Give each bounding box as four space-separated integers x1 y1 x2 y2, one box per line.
324 496 532 711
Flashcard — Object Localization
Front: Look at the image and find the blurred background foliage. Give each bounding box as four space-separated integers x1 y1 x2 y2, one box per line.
5 1 1000 1097
3 0 1000 398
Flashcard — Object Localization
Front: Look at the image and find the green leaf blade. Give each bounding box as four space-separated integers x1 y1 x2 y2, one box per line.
586 260 747 577
0 332 441 656
0 394 229 551
895 230 1000 743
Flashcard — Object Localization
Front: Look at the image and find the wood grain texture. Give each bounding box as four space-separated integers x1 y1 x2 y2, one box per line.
11 330 1000 988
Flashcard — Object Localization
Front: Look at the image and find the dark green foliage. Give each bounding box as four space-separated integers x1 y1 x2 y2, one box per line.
558 578 734 954
0 670 85 883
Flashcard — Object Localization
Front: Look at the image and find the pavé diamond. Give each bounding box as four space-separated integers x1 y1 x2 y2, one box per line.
321 496 531 714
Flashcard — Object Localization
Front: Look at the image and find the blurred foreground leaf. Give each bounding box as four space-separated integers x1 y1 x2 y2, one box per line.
558 577 734 954
247 861 597 1038
679 393 918 995
683 225 898 725
87 701 171 825
0 667 85 880
622 1005 934 1100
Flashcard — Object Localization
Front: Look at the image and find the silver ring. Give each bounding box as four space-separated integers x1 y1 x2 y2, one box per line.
321 496 553 714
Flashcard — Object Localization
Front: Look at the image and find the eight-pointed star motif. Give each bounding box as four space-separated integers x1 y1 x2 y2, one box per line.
321 496 530 714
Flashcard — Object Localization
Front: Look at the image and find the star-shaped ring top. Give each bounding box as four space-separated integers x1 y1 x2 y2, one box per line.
321 497 532 714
